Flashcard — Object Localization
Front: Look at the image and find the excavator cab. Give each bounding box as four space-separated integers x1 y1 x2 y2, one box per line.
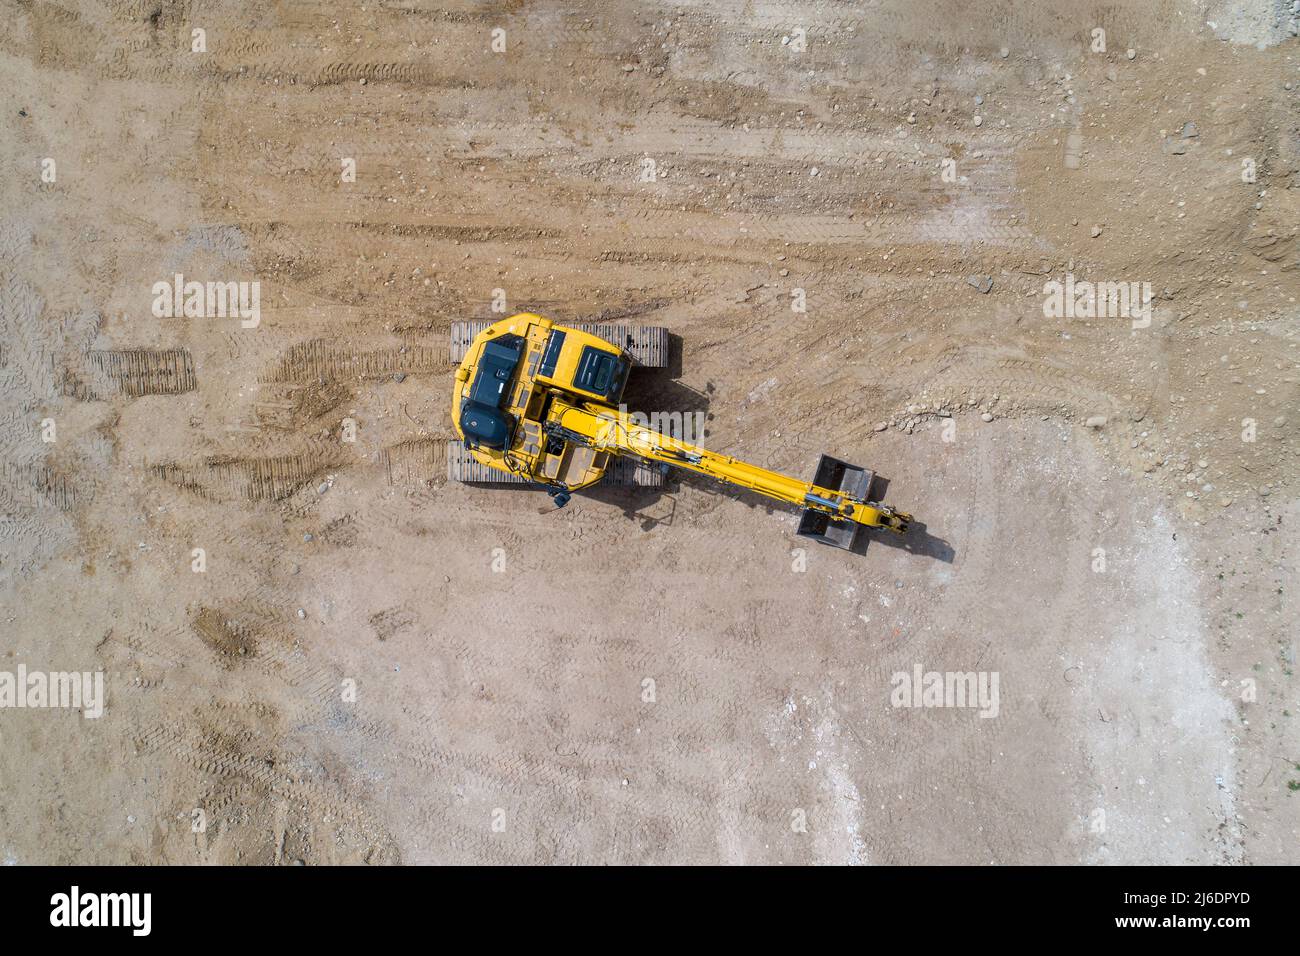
533 327 631 404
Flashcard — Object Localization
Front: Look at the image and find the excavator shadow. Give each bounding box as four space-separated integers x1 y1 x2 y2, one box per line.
845 475 954 562
659 469 956 563
621 370 711 426
579 483 678 532
857 518 955 562
521 469 953 562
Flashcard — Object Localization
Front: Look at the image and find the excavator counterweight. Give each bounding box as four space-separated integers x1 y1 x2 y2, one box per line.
451 314 911 549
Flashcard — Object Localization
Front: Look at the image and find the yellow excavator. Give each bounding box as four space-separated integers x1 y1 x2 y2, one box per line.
450 313 911 550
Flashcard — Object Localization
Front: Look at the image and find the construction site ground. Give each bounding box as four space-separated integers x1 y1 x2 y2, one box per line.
0 0 1296 864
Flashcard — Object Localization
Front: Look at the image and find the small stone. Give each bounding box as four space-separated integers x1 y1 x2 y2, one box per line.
393 372 406 383
303 533 314 542
297 608 306 619
974 95 984 105
874 422 888 432
621 64 635 72
966 274 993 293
972 115 983 127
1180 121 1198 139
1126 48 1136 60
1220 498 1232 508
999 47 1009 58
1090 225 1102 238
1085 415 1108 428
359 78 366 86
779 268 789 277
981 412 994 422
1197 459 1208 469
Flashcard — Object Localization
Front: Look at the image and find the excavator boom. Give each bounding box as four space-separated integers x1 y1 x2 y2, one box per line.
547 402 910 534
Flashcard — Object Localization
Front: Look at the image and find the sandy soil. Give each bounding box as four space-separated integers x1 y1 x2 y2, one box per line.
0 0 1296 864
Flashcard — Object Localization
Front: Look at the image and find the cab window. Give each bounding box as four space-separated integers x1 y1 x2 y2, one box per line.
573 346 628 399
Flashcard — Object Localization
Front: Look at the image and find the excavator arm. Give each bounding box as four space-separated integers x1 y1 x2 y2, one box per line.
546 402 911 535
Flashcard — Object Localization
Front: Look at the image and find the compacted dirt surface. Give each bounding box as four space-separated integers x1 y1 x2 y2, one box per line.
0 0 1296 864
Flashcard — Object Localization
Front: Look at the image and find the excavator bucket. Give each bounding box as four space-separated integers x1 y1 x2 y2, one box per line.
796 455 874 550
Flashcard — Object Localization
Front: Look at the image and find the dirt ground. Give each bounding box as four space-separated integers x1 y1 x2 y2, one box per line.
0 0 1296 864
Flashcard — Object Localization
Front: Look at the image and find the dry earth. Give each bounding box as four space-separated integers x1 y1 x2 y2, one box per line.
0 0 1296 864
